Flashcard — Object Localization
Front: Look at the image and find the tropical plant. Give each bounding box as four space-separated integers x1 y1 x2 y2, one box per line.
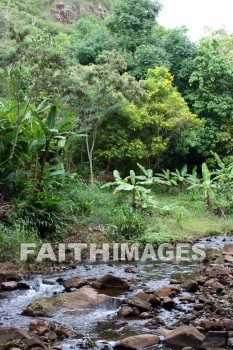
171 164 188 193
188 163 216 210
155 169 177 193
102 164 157 209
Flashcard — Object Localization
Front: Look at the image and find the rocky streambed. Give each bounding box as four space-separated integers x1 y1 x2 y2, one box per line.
0 235 233 350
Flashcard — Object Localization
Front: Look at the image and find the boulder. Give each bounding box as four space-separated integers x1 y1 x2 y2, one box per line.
23 286 108 316
17 280 30 290
182 280 199 293
162 297 175 309
97 274 129 290
118 306 134 317
62 277 87 291
1 281 18 291
114 334 159 350
0 326 37 349
126 296 152 311
199 320 221 331
165 326 205 347
0 271 23 283
154 286 180 298
222 243 233 255
201 331 228 349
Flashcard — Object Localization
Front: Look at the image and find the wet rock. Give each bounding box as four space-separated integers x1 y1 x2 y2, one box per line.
222 243 233 255
146 317 166 327
228 338 233 347
223 319 233 330
0 326 38 349
125 266 139 274
97 320 108 327
42 279 56 285
223 255 233 262
170 279 180 284
154 286 180 298
62 276 87 291
56 325 72 338
126 296 152 312
179 295 195 303
0 271 23 282
118 306 134 317
199 320 221 331
114 334 159 350
134 292 161 307
201 331 228 348
1 281 18 291
132 307 141 316
97 274 129 290
23 286 108 316
164 325 205 347
162 297 175 309
182 280 199 293
17 280 30 289
92 281 102 289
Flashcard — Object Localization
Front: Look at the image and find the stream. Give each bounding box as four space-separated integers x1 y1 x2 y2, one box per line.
0 235 232 349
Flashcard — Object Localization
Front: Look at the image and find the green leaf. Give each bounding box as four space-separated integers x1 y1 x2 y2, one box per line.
46 105 58 130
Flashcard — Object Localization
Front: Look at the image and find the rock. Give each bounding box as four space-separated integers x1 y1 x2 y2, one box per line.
132 307 141 316
125 266 139 274
23 287 108 316
228 338 233 347
162 297 175 309
223 255 233 262
1 281 18 291
179 295 195 303
118 306 134 317
62 277 87 291
97 274 129 290
97 320 108 327
133 292 160 307
42 279 56 285
223 320 233 330
154 286 180 298
182 280 199 293
199 320 221 331
0 326 36 349
165 325 205 347
0 271 23 282
201 331 228 348
17 280 30 289
56 325 72 338
126 296 152 311
222 243 233 255
114 334 159 350
146 317 165 327
92 281 102 289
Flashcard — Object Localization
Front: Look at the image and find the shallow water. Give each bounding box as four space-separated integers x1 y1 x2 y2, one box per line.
0 235 232 349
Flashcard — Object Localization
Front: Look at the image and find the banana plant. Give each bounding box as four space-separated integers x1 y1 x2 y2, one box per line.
102 166 156 209
155 169 177 193
188 163 216 210
171 164 188 194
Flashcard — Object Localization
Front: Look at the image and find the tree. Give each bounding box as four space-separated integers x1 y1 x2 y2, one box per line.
186 39 233 161
68 50 144 188
106 0 161 54
95 67 203 172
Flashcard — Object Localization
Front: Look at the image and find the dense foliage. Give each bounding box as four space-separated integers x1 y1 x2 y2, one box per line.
0 0 232 258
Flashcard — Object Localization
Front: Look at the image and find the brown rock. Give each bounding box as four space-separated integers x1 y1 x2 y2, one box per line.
62 277 87 291
17 280 30 290
165 325 205 347
97 274 129 290
154 286 180 298
162 297 175 309
201 331 228 349
126 297 152 311
114 334 160 350
182 280 199 293
222 243 233 255
23 287 108 316
1 281 18 291
118 306 134 317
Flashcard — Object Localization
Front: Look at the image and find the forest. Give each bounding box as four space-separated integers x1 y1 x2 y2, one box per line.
0 0 232 261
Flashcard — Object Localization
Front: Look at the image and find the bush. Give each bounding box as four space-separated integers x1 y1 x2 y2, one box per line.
0 220 40 261
107 206 146 240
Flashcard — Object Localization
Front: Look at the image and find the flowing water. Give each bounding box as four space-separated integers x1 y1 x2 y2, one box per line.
0 235 232 349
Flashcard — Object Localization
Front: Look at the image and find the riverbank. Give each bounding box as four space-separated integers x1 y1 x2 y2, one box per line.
0 235 232 350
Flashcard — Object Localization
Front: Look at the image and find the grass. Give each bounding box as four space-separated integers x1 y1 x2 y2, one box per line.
140 189 233 245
